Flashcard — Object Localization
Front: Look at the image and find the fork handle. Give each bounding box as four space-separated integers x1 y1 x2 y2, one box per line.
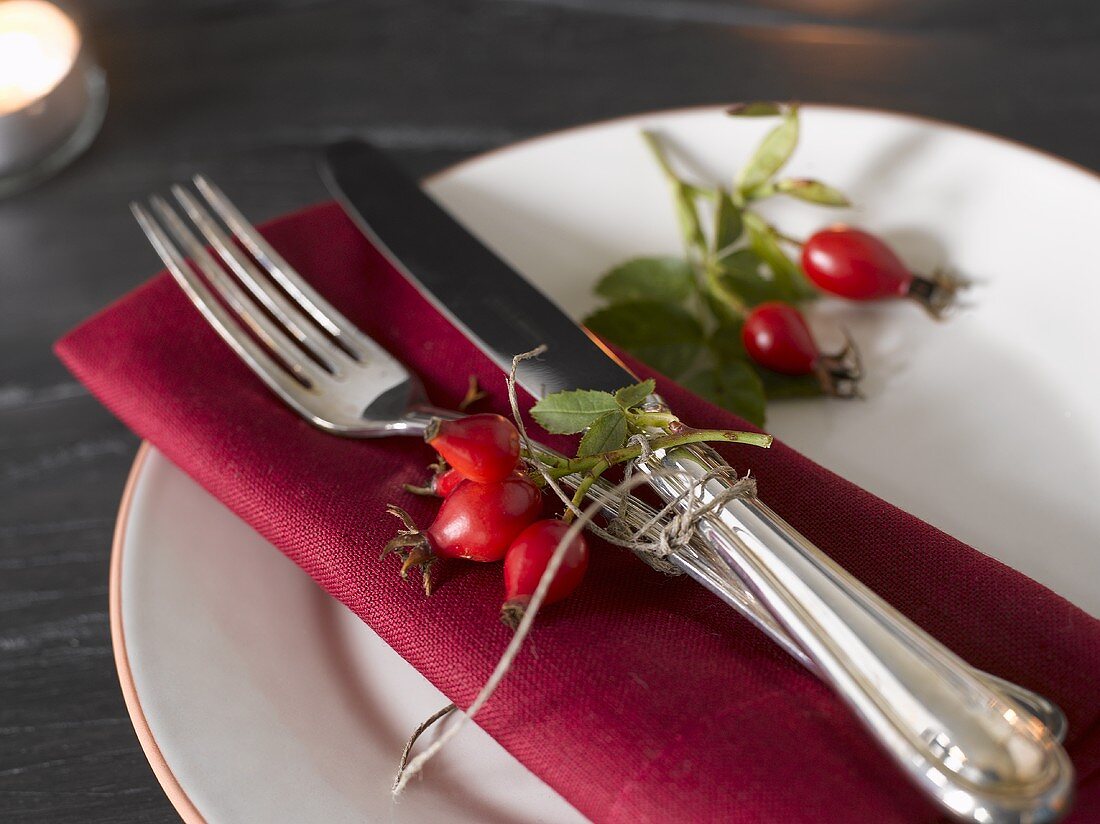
636 440 1073 823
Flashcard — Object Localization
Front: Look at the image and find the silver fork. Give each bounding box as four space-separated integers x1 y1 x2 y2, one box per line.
131 177 1070 810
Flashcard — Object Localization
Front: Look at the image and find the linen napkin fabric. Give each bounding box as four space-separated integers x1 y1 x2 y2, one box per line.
56 202 1100 823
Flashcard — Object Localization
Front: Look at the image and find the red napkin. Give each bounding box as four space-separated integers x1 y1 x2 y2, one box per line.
57 203 1100 822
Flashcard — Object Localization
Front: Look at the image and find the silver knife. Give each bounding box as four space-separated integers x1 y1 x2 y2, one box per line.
320 139 1073 824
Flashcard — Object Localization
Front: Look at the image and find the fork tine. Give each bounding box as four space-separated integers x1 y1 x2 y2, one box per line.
148 195 330 390
171 184 347 376
131 202 321 414
193 174 374 359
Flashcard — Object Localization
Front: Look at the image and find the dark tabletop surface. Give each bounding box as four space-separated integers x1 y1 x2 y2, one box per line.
3 0 1100 820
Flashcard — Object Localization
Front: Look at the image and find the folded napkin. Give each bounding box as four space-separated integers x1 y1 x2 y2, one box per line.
58 202 1100 823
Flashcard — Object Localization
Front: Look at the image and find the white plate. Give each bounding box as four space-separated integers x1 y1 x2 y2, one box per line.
113 105 1100 823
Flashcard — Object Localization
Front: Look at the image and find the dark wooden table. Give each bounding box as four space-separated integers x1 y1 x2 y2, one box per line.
3 1 1099 820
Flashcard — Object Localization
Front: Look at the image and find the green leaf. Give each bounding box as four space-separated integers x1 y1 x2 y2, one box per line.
699 282 742 325
584 301 705 379
577 410 629 457
716 248 793 307
757 368 823 400
714 193 743 256
727 102 784 118
745 214 817 302
708 319 747 363
595 257 695 304
530 389 620 435
683 361 767 427
736 108 800 195
614 378 656 410
674 182 707 254
775 178 850 207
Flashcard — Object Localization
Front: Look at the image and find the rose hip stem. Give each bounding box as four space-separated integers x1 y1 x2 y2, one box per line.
539 427 772 526
543 427 772 481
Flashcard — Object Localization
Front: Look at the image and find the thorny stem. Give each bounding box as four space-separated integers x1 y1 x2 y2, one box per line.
544 427 772 480
563 459 609 524
629 411 679 430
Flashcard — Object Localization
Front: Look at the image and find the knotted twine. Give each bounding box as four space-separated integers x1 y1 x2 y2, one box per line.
506 347 756 576
392 349 757 794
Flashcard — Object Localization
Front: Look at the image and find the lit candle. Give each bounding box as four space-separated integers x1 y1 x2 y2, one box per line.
0 1 80 116
0 0 106 195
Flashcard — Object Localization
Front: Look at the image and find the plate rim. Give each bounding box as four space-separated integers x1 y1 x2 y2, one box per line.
427 100 1100 190
109 101 1100 822
111 442 206 823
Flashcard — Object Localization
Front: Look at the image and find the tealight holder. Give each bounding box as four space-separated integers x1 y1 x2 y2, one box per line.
0 0 107 197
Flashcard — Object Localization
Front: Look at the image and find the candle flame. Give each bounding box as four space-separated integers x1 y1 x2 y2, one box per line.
0 1 80 116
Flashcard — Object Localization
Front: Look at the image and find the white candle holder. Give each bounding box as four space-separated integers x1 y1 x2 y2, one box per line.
0 0 107 197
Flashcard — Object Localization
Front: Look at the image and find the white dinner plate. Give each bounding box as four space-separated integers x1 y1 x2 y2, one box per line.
112 105 1100 823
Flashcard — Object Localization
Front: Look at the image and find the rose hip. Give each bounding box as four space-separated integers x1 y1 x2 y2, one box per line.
501 519 589 628
742 302 817 376
802 227 910 300
425 413 521 483
385 476 542 594
801 226 964 318
402 465 465 498
742 302 861 397
433 467 465 497
429 478 541 561
404 462 531 499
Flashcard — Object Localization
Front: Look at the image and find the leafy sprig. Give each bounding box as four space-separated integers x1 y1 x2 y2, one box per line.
529 378 772 519
582 103 850 425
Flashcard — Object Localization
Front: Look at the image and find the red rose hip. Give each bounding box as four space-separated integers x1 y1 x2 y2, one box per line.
742 302 861 397
742 302 818 376
425 413 521 483
801 226 965 318
384 476 542 594
433 466 465 497
429 478 541 562
501 519 589 628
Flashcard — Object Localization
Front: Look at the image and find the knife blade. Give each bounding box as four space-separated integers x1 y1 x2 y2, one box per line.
320 140 633 400
320 138 1073 824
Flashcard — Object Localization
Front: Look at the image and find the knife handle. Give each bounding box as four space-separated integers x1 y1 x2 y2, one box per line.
635 440 1074 824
